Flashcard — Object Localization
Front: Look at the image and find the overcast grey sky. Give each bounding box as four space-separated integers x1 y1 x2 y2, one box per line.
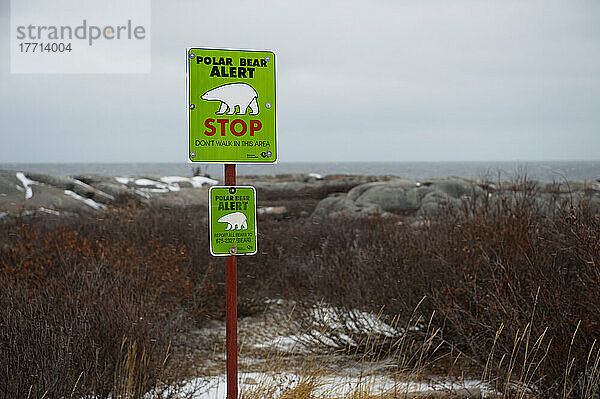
1 0 599 163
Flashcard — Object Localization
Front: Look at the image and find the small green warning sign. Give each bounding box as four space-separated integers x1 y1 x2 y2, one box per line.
187 47 277 164
209 186 257 256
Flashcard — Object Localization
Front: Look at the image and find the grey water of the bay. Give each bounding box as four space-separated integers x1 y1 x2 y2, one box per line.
1 161 599 183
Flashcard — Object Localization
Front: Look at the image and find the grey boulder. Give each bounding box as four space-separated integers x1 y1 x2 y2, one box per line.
312 193 382 218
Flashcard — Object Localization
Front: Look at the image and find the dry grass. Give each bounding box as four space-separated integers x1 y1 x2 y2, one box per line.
1 176 599 398
194 304 486 399
191 312 600 399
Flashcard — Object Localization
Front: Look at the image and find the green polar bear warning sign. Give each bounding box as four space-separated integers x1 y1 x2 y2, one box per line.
209 186 257 256
187 47 277 164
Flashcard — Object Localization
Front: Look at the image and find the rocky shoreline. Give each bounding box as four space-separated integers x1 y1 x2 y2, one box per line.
1 170 599 220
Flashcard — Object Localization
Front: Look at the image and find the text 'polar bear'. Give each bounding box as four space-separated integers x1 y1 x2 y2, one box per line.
201 83 259 116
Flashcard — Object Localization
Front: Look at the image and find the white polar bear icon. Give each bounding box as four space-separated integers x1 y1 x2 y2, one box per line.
201 83 259 115
217 212 248 230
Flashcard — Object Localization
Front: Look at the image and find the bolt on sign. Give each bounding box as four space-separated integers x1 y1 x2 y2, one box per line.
187 47 277 163
209 186 257 256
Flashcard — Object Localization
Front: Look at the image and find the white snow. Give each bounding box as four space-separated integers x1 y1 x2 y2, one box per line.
191 176 218 187
134 189 151 199
132 179 170 193
308 173 323 180
74 180 114 201
38 207 60 216
124 176 219 195
311 307 399 337
64 190 106 210
161 175 218 188
256 330 357 352
135 178 166 187
160 176 193 185
169 372 489 399
117 175 217 194
4 208 61 218
16 172 36 199
253 335 307 352
140 187 170 193
115 176 133 184
257 206 278 214
152 302 492 399
253 307 401 353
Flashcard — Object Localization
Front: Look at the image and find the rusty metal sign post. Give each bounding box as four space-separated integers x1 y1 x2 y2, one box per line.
188 46 276 399
224 164 237 399
210 167 258 399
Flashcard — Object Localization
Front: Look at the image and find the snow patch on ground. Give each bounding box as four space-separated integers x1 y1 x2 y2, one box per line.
161 175 218 188
132 179 170 193
169 372 488 399
115 176 133 184
16 172 37 199
38 207 60 215
64 190 106 210
140 187 171 193
135 178 165 187
7 207 62 217
135 189 151 199
257 206 284 214
253 335 307 353
158 301 492 399
115 176 216 195
74 179 114 201
312 307 399 337
253 307 402 353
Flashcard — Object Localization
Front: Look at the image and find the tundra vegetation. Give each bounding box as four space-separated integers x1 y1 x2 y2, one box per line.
0 176 599 398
